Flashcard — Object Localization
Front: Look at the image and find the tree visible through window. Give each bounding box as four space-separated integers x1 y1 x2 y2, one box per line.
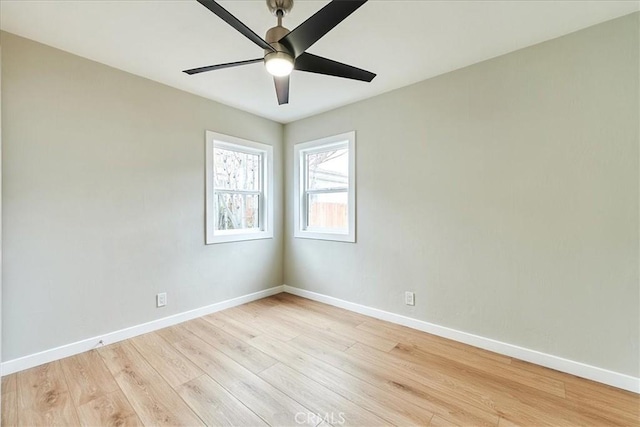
214 147 261 231
205 131 273 244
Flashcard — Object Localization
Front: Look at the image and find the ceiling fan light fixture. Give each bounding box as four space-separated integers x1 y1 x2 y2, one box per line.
265 51 294 77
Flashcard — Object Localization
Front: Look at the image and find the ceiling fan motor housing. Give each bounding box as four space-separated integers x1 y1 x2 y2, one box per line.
266 0 294 16
264 25 292 61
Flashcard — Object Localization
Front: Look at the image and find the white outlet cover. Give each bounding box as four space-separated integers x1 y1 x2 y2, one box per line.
157 293 167 307
405 292 415 306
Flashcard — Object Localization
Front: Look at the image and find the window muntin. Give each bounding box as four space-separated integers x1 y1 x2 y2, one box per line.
206 132 273 244
294 132 356 243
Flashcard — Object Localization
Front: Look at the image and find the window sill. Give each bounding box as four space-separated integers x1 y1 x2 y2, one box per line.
294 230 355 243
206 231 273 245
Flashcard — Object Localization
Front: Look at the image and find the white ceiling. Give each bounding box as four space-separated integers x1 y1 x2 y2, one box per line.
1 1 638 123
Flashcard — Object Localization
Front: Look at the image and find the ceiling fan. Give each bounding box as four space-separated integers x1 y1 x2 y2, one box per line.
183 0 376 105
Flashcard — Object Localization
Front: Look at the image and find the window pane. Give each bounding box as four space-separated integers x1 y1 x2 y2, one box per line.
307 192 348 229
215 193 260 230
214 148 261 191
306 148 348 190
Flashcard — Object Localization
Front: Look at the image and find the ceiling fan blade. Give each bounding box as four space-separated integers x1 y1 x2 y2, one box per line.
196 0 275 52
183 58 263 75
295 53 375 82
274 75 290 105
279 0 367 58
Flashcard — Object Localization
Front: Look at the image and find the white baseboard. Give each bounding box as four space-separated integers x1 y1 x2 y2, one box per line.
1 285 284 376
283 285 640 394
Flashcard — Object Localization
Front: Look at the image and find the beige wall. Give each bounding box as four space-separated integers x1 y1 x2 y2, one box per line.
284 13 639 376
1 32 283 361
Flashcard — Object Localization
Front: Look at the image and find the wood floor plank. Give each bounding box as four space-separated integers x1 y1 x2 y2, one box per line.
155 323 194 344
392 341 566 398
358 319 513 364
2 374 17 395
18 392 79 427
552 385 639 426
357 320 512 365
349 342 628 426
233 301 275 318
270 294 365 327
498 417 522 427
175 374 268 426
389 334 634 427
259 362 389 426
173 335 318 427
1 391 18 427
99 341 204 426
227 305 302 340
271 304 398 352
249 334 435 426
266 302 355 331
131 331 203 388
59 349 120 407
203 311 262 342
75 390 142 427
347 342 580 426
564 380 639 422
430 414 460 426
17 361 80 426
182 317 276 374
258 306 357 351
512 357 640 418
288 334 500 427
245 296 282 309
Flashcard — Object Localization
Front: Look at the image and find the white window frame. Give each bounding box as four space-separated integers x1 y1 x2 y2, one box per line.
205 131 273 244
294 131 356 243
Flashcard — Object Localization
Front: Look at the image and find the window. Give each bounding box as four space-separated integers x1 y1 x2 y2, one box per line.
294 131 356 242
206 131 273 244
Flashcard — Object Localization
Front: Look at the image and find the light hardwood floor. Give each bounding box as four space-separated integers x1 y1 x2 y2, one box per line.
2 293 638 426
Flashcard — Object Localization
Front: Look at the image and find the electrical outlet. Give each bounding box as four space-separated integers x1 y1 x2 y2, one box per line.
405 291 415 306
157 293 167 308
